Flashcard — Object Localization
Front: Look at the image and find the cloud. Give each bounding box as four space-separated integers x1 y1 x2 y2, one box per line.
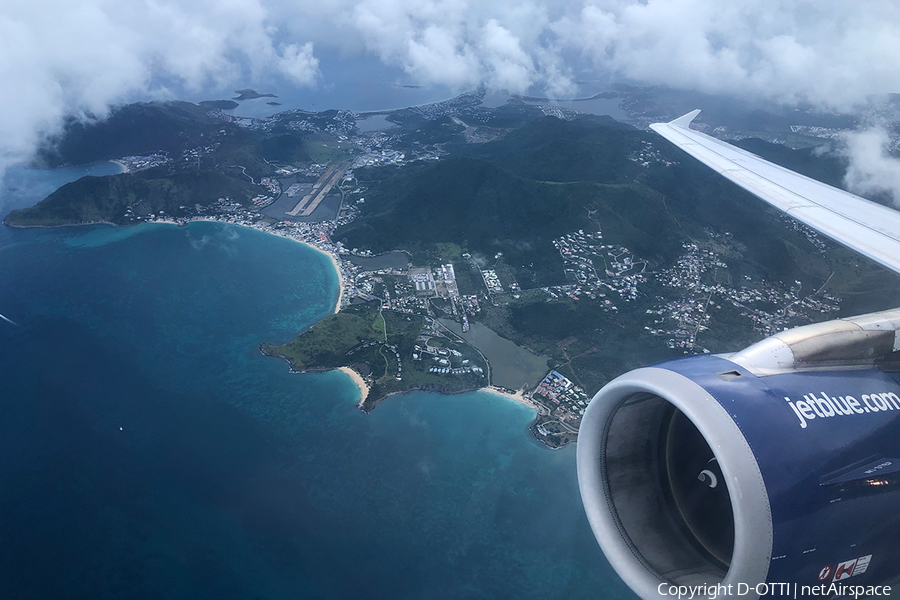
840 127 900 207
479 19 536 92
4 0 900 188
277 43 320 86
552 0 900 109
0 0 320 178
404 26 481 89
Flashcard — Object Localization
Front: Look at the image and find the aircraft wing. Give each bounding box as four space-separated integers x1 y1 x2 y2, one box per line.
650 110 900 276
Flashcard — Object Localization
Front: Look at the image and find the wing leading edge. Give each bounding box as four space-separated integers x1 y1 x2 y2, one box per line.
650 111 900 277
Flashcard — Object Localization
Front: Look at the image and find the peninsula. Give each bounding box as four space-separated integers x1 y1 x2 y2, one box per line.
260 301 489 411
232 89 278 101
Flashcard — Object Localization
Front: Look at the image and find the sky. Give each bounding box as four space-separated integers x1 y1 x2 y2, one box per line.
3 0 900 200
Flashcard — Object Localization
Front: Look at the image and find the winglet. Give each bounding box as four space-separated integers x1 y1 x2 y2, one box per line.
669 109 701 129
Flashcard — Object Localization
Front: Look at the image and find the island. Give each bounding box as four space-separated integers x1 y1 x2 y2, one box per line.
232 89 278 101
8 89 899 448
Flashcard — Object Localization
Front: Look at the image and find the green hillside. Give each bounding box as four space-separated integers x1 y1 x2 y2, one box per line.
337 157 685 286
338 117 844 288
261 301 489 409
335 115 900 398
13 100 323 226
461 114 642 183
5 169 257 226
41 102 218 166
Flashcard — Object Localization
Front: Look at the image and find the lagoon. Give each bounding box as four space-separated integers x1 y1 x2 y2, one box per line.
440 319 550 390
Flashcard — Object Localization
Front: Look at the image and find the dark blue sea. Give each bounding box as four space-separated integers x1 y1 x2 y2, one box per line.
0 166 634 599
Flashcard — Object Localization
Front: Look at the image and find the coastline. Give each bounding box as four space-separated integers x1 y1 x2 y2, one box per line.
372 384 539 414
338 366 370 404
7 216 552 434
259 346 371 406
328 252 344 314
110 160 130 174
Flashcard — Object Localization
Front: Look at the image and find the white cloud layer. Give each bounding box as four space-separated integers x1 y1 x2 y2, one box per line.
841 128 900 207
3 0 900 180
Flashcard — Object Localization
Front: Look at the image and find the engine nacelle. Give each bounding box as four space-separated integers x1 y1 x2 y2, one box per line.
578 311 900 598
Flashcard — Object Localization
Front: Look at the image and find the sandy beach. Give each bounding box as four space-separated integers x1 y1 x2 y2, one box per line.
338 366 370 404
483 386 539 412
325 252 343 314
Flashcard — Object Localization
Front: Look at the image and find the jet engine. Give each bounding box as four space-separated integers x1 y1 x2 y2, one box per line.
578 310 900 598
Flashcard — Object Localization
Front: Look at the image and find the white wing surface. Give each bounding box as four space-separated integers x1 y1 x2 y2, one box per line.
650 110 900 276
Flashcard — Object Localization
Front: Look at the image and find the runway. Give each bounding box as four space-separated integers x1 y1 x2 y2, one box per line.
287 160 351 217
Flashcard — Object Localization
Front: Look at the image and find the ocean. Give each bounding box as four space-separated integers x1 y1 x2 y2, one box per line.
0 166 635 599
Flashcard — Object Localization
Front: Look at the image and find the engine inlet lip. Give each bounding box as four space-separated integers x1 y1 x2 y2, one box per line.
577 366 773 599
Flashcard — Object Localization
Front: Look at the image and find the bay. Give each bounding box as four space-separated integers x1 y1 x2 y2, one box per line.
0 167 634 599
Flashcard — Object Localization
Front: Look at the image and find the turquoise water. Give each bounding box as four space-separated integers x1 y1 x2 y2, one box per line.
0 169 634 599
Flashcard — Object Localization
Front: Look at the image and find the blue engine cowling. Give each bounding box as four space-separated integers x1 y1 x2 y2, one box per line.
578 343 900 598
